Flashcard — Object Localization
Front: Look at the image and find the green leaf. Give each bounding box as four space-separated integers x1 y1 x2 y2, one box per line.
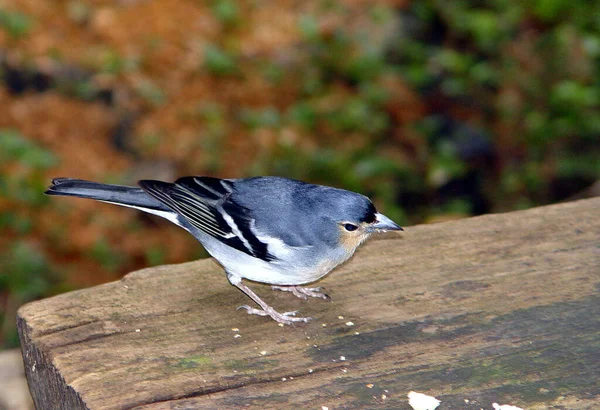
203 44 239 76
0 9 33 39
211 0 240 28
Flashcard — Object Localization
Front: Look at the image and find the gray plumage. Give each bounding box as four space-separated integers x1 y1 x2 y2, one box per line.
45 176 402 324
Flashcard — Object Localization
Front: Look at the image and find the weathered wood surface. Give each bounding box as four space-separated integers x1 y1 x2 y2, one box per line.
18 198 600 410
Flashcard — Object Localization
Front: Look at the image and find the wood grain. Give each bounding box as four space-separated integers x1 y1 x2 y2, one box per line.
18 198 600 409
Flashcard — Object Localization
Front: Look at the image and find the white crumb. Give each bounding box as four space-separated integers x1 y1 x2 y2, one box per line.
408 391 440 410
492 403 523 410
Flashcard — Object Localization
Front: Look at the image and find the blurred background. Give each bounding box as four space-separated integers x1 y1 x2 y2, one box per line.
1 0 599 353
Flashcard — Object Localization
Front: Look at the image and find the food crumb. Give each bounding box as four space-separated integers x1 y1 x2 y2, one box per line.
407 391 440 410
492 403 524 410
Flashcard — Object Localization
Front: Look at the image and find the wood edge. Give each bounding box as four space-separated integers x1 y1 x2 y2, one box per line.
17 311 88 410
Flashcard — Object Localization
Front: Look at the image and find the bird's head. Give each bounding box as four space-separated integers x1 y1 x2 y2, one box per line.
319 189 403 253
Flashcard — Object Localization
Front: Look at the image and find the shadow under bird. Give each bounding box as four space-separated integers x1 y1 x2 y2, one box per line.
45 176 403 324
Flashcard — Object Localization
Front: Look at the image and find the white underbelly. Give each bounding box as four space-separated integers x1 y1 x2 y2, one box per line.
194 229 352 285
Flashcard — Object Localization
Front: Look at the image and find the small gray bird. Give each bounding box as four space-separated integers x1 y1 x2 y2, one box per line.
46 176 402 324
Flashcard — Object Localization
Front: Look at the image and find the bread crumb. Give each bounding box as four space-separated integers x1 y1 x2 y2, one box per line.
492 403 523 410
408 391 440 410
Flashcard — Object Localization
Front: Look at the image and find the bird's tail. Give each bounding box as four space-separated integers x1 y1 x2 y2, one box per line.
45 178 171 214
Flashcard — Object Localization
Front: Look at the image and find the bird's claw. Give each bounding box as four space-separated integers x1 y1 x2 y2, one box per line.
237 305 311 325
271 285 331 301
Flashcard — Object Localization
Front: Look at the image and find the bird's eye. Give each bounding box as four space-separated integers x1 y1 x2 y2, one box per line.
344 223 358 232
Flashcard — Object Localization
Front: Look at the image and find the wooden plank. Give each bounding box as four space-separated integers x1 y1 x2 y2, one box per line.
18 198 600 410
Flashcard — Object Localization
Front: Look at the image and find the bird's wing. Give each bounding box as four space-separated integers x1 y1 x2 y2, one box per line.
139 177 276 262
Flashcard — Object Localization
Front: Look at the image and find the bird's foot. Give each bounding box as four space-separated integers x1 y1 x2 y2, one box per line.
271 285 330 301
237 305 311 325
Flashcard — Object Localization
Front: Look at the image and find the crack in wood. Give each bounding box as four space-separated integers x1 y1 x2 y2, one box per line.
127 364 343 409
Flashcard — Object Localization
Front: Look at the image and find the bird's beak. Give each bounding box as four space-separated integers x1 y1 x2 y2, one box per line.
369 213 403 232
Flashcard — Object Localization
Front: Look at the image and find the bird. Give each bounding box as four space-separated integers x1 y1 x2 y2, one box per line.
45 176 403 325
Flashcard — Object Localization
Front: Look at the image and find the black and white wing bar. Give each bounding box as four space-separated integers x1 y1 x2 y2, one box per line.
139 177 276 262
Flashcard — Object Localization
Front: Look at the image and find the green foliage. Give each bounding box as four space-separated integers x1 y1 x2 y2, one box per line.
298 15 320 42
244 0 599 219
87 239 128 273
427 141 468 189
0 241 62 348
67 1 92 24
197 102 228 172
0 130 58 207
239 107 281 130
134 79 166 107
0 130 61 346
0 130 57 169
203 44 239 76
71 80 101 101
0 211 33 234
385 0 599 210
260 61 285 85
145 247 166 266
81 47 140 75
0 9 33 39
327 96 390 134
210 0 241 28
0 242 55 301
286 102 318 131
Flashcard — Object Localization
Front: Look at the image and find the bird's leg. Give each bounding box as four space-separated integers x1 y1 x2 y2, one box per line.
229 276 311 325
271 285 330 301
